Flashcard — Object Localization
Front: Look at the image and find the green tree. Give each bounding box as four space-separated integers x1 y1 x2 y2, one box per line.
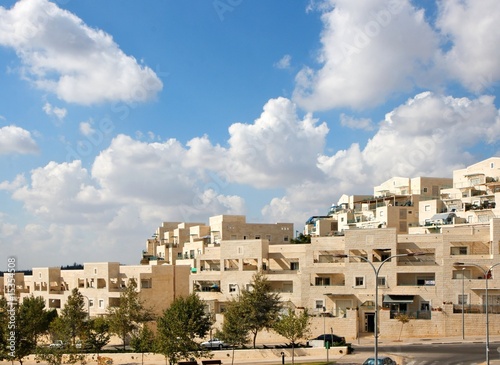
85 317 110 354
107 279 154 350
130 325 156 365
36 289 87 365
272 308 311 364
156 294 212 365
239 272 282 348
59 288 88 347
290 233 311 244
215 298 251 365
0 296 54 365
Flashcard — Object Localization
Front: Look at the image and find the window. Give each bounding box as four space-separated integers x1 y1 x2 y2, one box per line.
491 162 495 169
355 276 365 287
315 300 324 310
417 276 435 286
377 276 387 287
423 187 428 193
255 235 261 239
284 235 289 242
315 277 331 286
229 284 238 293
89 299 94 307
379 211 384 217
290 262 299 270
424 205 431 212
266 234 271 241
451 246 468 255
98 299 104 308
458 294 468 305
94 268 97 275
420 301 430 311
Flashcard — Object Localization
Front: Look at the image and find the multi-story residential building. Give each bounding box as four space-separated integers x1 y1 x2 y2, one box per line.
4 158 500 342
419 157 500 228
305 177 453 236
0 262 189 317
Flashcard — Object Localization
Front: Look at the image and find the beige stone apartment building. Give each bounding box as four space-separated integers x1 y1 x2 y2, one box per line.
1 262 189 317
4 157 500 342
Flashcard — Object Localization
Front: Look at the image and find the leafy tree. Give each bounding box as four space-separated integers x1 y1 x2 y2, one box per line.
215 298 251 365
156 294 212 365
394 313 413 341
239 272 282 348
107 279 154 350
290 233 311 244
36 289 87 365
19 296 55 344
85 317 110 354
272 308 311 364
59 288 88 347
0 296 54 365
130 325 156 365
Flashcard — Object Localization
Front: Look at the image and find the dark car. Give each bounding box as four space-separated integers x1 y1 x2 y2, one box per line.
362 356 397 365
312 333 345 346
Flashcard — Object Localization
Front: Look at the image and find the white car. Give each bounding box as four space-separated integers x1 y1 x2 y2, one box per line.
49 340 65 349
200 338 226 349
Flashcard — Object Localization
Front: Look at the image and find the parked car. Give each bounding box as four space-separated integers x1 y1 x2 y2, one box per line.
309 333 345 346
200 338 226 349
49 340 65 349
362 356 398 365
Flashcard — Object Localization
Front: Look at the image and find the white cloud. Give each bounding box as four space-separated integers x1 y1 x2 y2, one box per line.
293 0 439 110
79 120 95 136
4 93 500 268
43 102 67 120
0 125 38 155
263 92 500 228
274 54 292 69
226 97 329 188
340 113 374 130
0 0 163 105
437 0 500 93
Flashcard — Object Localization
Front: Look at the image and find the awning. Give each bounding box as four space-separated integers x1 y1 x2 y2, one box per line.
383 294 415 304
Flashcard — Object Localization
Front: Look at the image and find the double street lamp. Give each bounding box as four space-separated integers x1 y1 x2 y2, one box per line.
453 262 500 365
334 252 426 364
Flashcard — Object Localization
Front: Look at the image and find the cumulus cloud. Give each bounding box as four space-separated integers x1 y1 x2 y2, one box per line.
263 92 500 226
4 93 500 268
0 0 163 104
226 97 329 188
437 0 500 93
43 102 67 120
293 0 439 110
0 125 38 155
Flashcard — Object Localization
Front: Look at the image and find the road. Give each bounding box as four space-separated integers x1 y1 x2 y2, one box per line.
338 342 500 365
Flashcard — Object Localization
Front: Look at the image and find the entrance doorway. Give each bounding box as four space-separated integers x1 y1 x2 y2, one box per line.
364 312 375 332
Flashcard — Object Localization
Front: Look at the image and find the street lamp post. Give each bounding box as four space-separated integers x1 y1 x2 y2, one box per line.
334 252 426 364
462 267 465 340
454 262 500 365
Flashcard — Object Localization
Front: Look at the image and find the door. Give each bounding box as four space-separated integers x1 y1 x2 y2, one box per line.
364 312 375 332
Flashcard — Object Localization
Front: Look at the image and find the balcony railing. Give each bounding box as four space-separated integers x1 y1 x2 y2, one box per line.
389 310 431 319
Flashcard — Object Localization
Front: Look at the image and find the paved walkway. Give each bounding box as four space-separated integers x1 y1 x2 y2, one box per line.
5 336 500 365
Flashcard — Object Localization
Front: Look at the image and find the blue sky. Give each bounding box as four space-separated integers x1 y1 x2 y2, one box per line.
1 0 500 270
